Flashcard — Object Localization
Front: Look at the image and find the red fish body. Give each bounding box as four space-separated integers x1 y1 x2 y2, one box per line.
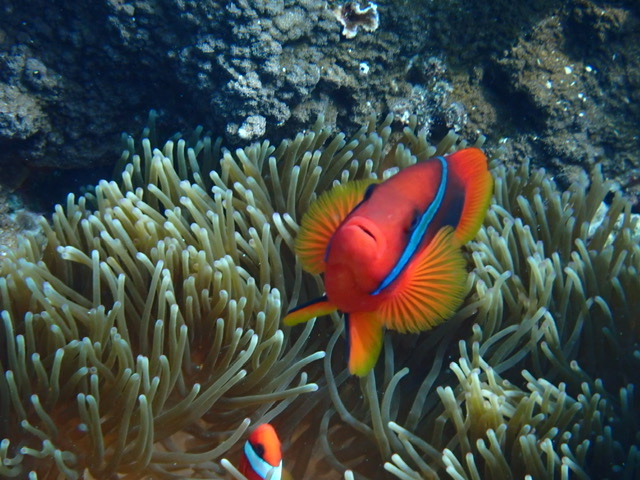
283 147 493 376
239 424 283 480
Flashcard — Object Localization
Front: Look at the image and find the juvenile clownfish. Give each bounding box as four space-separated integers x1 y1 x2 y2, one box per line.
240 424 283 480
283 147 493 376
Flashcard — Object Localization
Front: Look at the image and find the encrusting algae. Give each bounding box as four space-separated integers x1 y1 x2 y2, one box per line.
1 112 639 479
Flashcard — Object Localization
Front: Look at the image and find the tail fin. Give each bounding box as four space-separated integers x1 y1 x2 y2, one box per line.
446 147 493 244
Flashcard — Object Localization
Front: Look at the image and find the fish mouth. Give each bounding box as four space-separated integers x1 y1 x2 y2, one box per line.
358 224 376 239
349 218 381 246
337 217 381 252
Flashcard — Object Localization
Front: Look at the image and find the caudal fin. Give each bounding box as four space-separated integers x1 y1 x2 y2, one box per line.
446 147 493 244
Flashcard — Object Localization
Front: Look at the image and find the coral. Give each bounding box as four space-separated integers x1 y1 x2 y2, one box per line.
333 2 380 39
493 1 640 198
0 189 44 251
388 56 467 136
2 0 639 217
234 115 267 142
209 0 329 141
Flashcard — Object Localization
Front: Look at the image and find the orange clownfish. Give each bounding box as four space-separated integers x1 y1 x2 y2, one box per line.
240 424 283 480
283 147 493 376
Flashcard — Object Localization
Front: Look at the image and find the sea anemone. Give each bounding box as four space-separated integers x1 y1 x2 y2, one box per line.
1 112 638 479
0 113 331 478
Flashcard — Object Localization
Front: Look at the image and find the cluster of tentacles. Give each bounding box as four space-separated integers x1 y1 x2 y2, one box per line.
1 112 638 479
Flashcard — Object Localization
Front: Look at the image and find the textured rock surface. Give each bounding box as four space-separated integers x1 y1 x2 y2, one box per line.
0 0 638 209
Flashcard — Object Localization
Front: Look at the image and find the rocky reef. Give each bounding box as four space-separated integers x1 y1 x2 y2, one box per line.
0 0 638 210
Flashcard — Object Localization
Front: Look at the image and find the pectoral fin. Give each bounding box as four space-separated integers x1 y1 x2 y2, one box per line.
296 179 378 274
283 296 337 326
346 311 384 376
377 226 467 333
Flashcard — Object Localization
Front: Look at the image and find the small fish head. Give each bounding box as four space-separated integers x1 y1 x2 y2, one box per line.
324 216 389 311
240 424 283 480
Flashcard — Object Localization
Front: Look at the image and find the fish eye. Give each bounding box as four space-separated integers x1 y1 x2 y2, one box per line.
253 443 265 458
408 211 420 232
363 183 377 200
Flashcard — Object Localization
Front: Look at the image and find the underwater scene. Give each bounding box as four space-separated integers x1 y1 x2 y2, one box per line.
0 1 638 479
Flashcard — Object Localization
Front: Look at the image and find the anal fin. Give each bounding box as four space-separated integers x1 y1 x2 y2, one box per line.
346 311 384 376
